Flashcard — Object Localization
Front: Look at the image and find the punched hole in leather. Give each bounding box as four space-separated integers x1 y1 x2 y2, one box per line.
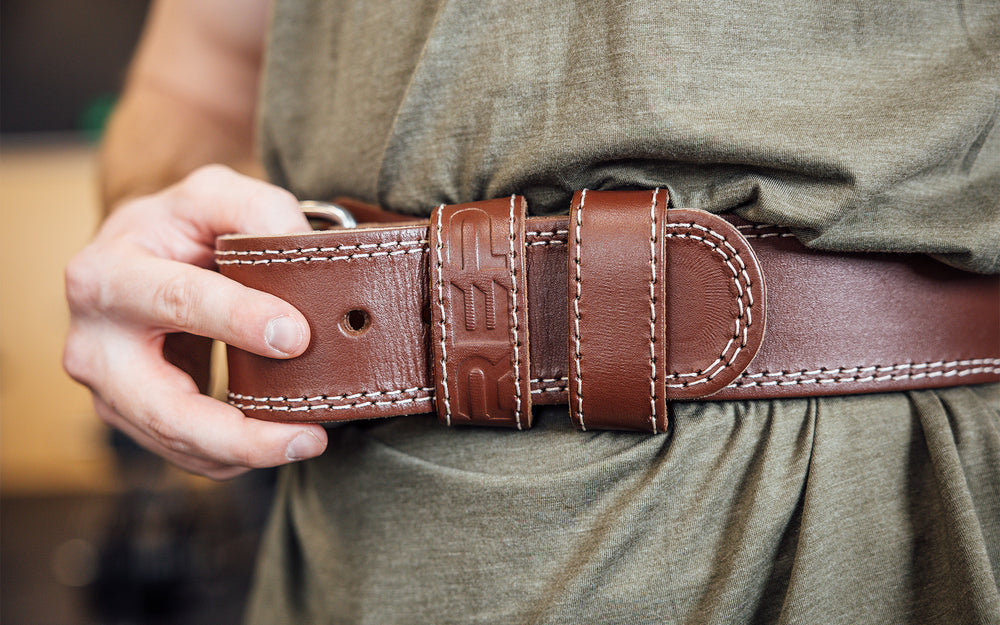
342 309 371 335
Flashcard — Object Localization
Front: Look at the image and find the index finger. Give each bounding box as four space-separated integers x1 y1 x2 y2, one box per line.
111 255 310 357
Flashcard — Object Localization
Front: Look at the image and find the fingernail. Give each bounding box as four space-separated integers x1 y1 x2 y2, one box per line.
286 431 324 461
266 316 305 355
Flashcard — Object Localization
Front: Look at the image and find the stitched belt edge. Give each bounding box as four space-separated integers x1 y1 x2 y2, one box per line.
215 191 1000 432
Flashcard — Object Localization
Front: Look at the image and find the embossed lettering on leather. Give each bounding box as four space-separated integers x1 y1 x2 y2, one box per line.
428 196 532 429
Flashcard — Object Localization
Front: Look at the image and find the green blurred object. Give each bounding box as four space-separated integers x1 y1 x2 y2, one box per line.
77 93 117 142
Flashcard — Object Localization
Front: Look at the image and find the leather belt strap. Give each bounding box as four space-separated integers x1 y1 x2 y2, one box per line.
216 190 1000 432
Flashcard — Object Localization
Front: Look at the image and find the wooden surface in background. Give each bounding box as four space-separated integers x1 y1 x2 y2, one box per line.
0 140 115 493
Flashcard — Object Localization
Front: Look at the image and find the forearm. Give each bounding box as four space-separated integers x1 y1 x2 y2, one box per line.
98 0 271 211
66 0 329 479
100 82 263 211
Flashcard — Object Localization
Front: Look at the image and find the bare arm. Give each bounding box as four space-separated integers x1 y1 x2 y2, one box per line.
100 0 269 206
64 0 327 479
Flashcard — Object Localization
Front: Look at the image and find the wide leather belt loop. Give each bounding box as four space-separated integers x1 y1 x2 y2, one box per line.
567 190 767 432
216 191 1000 431
428 197 532 429
568 189 671 432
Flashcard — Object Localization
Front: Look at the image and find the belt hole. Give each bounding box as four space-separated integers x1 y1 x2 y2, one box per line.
343 309 371 335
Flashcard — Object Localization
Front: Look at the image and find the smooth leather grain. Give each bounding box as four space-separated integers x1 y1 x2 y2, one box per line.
568 189 671 432
567 190 767 432
216 191 1000 430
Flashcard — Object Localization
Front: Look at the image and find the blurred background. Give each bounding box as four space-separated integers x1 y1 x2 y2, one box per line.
2 2 275 622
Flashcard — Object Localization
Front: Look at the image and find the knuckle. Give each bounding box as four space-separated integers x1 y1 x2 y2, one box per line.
64 250 103 313
181 164 234 196
221 306 253 344
62 334 93 383
153 273 198 329
145 413 192 456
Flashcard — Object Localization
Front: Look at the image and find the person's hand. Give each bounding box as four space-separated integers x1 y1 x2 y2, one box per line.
64 165 328 479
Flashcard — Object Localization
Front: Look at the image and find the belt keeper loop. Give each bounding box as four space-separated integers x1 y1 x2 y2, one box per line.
567 190 768 432
428 196 533 429
568 189 670 433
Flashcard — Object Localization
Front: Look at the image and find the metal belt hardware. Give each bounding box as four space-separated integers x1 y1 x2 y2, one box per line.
300 201 357 229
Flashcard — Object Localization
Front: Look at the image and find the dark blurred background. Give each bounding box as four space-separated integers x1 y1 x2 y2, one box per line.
1 2 276 623
2 0 148 135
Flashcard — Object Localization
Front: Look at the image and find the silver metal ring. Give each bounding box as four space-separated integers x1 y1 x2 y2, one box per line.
299 201 357 229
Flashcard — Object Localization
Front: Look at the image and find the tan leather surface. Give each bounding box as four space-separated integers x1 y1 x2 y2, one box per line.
659 209 768 400
566 190 768 432
217 191 1000 429
567 189 671 432
428 197 532 429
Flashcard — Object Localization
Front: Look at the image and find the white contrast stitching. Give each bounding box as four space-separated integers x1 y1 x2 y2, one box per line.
673 221 754 311
215 239 427 257
738 359 1000 379
525 229 568 247
525 229 569 238
658 223 754 388
231 396 433 412
508 195 524 430
734 362 1000 388
734 359 1000 385
215 247 426 265
216 230 573 264
531 377 568 384
216 224 794 265
228 387 433 403
648 189 659 433
572 190 586 429
530 377 569 394
434 206 453 426
228 358 999 412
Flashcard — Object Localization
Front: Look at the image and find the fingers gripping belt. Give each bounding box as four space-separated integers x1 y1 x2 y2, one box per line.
429 197 532 429
567 190 766 432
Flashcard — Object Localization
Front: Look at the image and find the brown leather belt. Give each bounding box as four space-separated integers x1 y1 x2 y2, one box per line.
215 190 1000 432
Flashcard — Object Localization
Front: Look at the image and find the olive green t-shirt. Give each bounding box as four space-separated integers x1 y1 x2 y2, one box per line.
260 0 999 272
247 2 1000 624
